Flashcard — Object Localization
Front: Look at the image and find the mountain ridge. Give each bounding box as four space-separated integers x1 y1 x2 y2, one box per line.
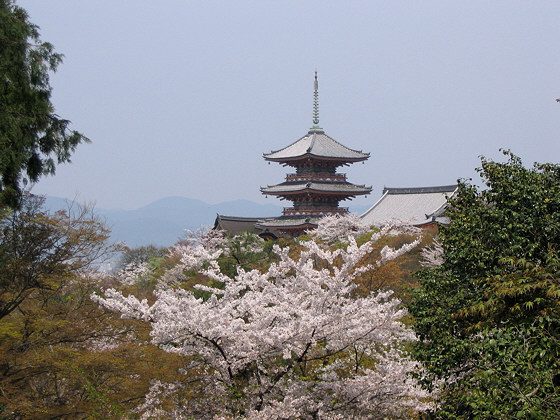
42 196 372 247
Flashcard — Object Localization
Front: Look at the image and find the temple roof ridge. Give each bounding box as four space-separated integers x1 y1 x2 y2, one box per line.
382 185 458 195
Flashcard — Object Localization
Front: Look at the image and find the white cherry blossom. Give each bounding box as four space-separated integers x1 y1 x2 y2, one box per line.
93 227 432 418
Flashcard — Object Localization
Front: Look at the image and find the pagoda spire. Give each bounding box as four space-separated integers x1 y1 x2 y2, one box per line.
309 71 324 134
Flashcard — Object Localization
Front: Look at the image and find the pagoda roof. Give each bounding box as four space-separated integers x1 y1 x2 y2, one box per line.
261 181 371 196
361 184 458 227
263 131 369 163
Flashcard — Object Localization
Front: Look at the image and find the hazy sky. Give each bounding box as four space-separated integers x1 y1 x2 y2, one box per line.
19 1 560 210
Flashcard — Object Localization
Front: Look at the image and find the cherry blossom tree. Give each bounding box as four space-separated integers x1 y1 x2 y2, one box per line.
93 225 432 418
308 213 369 244
420 240 444 268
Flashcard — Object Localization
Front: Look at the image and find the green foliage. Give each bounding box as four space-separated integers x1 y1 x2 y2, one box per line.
217 232 270 277
442 151 560 281
115 245 168 273
459 254 560 328
0 0 88 209
0 194 115 320
0 195 186 418
409 150 560 417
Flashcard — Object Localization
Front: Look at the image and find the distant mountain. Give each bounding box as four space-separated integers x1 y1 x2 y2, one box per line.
43 196 283 248
43 196 373 248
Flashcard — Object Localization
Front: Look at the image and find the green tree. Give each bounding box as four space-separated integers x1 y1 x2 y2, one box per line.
0 0 88 209
409 150 560 418
0 194 114 320
0 195 186 418
114 244 168 271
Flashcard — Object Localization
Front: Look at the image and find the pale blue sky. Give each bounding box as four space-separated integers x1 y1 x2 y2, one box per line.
19 1 560 210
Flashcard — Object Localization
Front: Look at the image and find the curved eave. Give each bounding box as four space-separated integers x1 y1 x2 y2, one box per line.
263 152 369 165
261 186 372 197
263 131 370 163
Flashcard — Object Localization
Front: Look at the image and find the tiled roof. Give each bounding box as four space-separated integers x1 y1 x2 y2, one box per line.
263 132 369 162
256 216 322 228
213 215 264 235
361 185 458 227
261 181 371 195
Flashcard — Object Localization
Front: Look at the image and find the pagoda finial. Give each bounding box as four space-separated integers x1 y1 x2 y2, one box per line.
313 71 319 125
309 71 324 134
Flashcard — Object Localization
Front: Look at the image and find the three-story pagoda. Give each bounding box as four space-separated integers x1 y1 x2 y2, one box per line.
258 73 371 236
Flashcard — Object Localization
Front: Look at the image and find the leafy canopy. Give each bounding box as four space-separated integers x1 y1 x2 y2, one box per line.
0 194 115 321
409 150 560 418
0 195 186 418
0 0 88 208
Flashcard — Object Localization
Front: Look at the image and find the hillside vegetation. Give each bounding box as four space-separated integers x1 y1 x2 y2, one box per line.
1 152 559 418
0 200 434 418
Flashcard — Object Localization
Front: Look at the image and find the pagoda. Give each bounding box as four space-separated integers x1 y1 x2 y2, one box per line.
258 73 371 236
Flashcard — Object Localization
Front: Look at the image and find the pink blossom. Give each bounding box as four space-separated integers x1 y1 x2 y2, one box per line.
93 227 432 418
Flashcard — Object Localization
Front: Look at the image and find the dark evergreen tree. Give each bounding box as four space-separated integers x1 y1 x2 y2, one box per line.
0 0 88 208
